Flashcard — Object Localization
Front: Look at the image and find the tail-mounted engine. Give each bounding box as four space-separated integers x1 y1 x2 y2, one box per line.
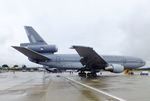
20 43 58 54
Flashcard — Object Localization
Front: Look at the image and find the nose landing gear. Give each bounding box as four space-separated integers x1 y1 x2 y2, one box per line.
124 69 134 75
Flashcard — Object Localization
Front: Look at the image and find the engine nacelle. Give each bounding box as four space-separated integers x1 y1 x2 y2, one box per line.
26 45 58 53
105 64 124 73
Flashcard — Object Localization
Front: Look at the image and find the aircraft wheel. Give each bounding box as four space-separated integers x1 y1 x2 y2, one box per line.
87 73 97 77
124 69 134 75
78 72 86 77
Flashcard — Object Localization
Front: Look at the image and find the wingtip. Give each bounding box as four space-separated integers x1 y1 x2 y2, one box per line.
24 26 33 29
11 46 23 50
70 45 92 49
11 46 17 48
70 46 75 49
70 45 80 49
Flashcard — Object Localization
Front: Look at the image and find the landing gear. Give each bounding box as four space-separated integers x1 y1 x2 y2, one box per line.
124 69 134 75
78 71 97 77
78 71 86 77
87 72 97 77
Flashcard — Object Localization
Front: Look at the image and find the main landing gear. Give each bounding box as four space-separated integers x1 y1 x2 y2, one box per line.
87 72 97 77
78 71 97 77
78 71 86 77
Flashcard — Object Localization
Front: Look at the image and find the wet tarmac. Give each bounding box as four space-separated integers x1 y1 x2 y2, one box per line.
0 72 149 101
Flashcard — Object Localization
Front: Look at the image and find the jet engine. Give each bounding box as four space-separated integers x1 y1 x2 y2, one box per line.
105 64 124 73
25 45 58 53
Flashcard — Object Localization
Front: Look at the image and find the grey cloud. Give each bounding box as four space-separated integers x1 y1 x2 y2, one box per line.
119 1 150 65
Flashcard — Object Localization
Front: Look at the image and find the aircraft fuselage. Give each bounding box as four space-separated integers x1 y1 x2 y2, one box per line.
36 54 145 70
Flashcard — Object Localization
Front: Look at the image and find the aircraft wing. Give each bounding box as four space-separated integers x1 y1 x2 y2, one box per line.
12 46 49 60
71 46 108 69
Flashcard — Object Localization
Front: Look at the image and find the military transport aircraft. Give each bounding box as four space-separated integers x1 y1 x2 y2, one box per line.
12 26 145 77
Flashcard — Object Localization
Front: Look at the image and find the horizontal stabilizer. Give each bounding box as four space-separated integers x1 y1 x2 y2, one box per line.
12 46 49 60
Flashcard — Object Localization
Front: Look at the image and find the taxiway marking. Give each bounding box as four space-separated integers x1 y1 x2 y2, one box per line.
64 77 126 101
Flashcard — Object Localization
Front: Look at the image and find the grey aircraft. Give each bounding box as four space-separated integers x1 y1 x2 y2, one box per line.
12 26 146 77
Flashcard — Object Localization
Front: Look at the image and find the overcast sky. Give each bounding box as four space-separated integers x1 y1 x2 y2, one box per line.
0 0 149 67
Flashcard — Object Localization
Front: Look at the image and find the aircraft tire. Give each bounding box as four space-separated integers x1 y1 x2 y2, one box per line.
78 72 86 77
87 73 97 77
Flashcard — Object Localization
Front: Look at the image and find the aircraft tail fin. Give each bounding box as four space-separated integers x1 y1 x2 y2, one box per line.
12 46 49 60
24 26 47 45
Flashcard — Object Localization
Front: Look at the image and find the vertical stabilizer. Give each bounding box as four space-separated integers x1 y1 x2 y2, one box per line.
24 26 47 44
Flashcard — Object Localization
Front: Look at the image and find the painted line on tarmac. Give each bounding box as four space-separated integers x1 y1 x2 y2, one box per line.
64 77 126 101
